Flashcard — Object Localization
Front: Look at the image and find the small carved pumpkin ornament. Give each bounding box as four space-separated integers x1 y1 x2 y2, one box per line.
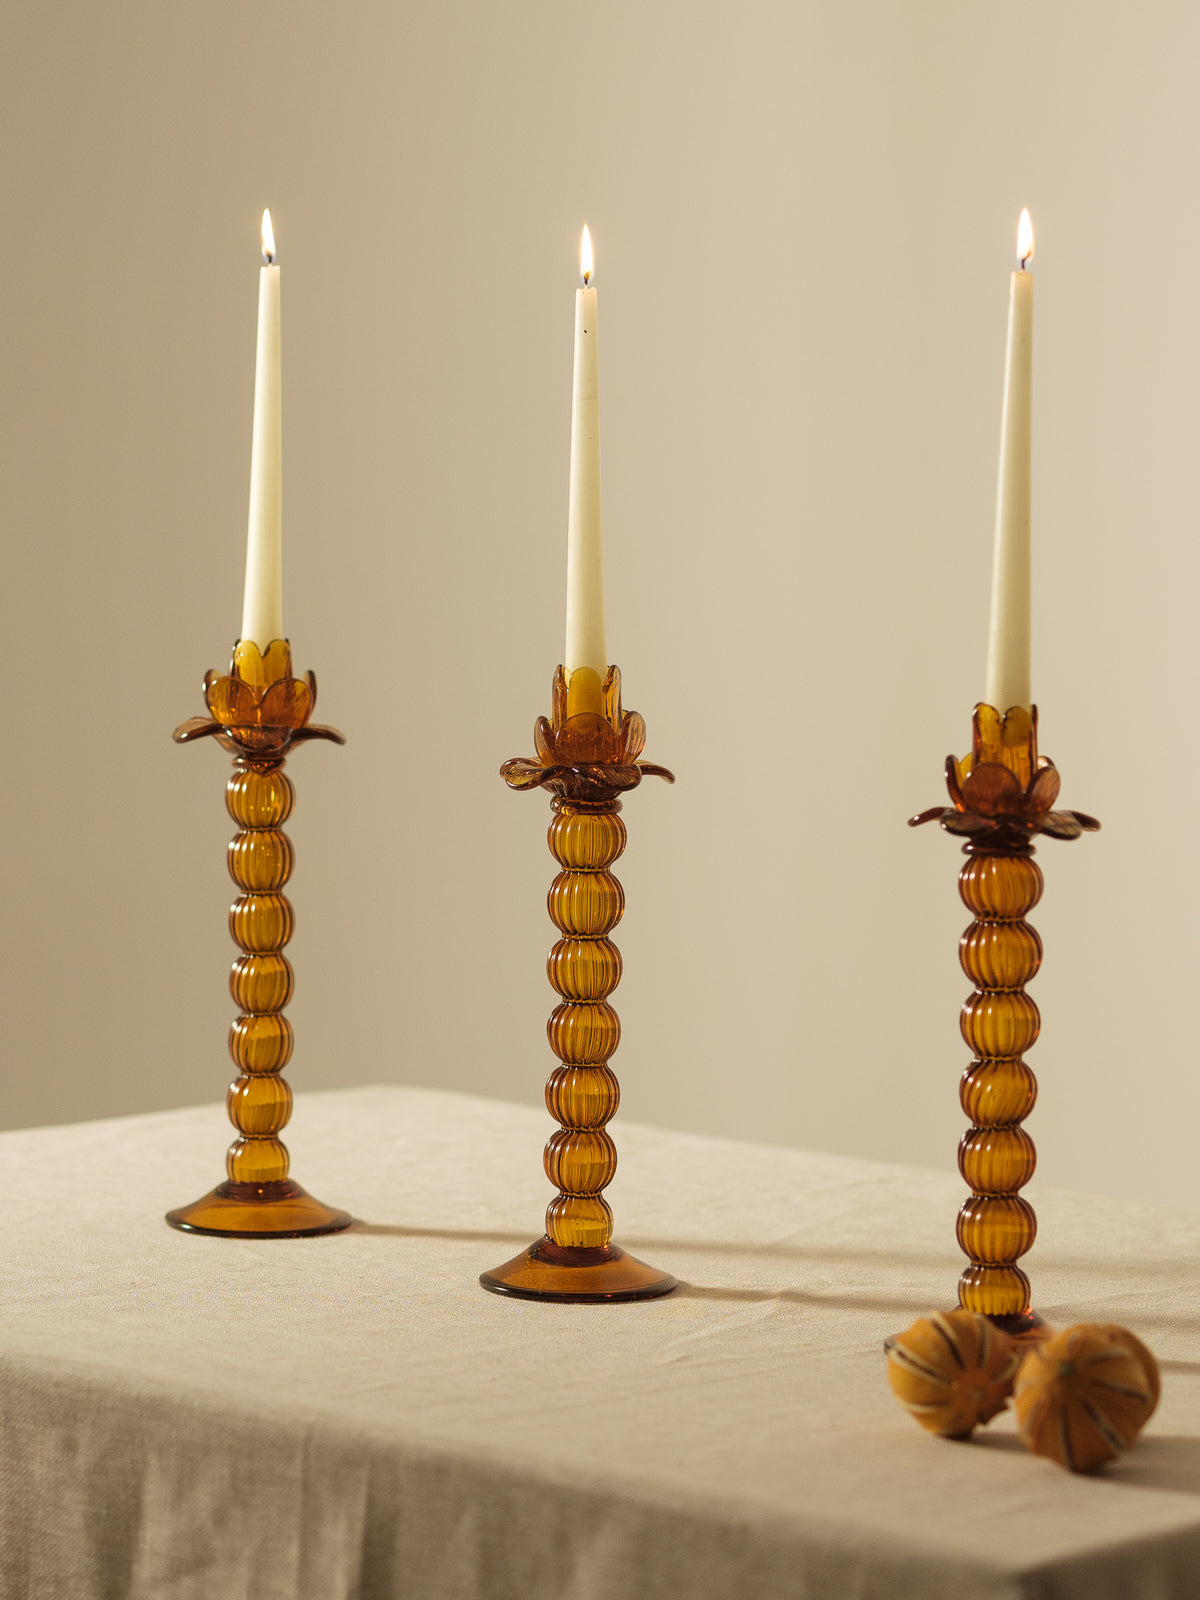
887 1310 1019 1437
1013 1323 1159 1473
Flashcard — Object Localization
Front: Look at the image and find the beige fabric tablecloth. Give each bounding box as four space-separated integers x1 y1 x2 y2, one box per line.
1 1086 1198 1600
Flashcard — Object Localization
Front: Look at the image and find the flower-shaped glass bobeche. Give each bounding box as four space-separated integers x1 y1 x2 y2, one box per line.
501 664 673 802
173 638 345 757
909 704 1098 850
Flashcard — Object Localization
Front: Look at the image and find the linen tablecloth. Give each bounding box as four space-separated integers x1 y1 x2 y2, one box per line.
2 1085 1198 1599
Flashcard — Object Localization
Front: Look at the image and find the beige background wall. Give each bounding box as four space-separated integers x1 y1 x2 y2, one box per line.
1 3 1196 1216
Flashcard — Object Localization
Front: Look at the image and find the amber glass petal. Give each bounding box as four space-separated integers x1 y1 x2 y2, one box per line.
961 762 1024 815
580 763 641 790
173 716 222 744
942 810 997 837
233 637 292 687
290 722 347 746
1069 810 1101 832
534 716 556 764
636 762 675 783
1036 812 1084 840
1000 705 1036 788
944 755 964 808
909 806 948 829
551 665 570 728
501 758 548 790
260 676 313 729
620 710 647 763
1025 764 1061 814
974 704 1005 766
210 675 261 726
556 714 622 765
601 664 622 726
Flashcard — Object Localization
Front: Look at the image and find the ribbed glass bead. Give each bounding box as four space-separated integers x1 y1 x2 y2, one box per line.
545 1192 613 1249
226 767 294 827
228 829 294 892
227 1073 293 1136
959 854 1043 918
544 1128 618 1194
547 1002 621 1064
956 1193 1037 1264
229 1013 294 1074
958 1125 1036 1193
547 937 622 1001
226 1135 289 1184
229 953 294 1014
547 871 624 936
545 1064 620 1129
959 920 1042 990
960 1057 1037 1126
960 990 1040 1058
548 808 626 870
229 893 294 953
958 1263 1031 1318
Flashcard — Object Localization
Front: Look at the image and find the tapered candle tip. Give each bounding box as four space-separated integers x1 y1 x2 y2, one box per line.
261 208 276 265
580 223 593 286
1017 208 1034 270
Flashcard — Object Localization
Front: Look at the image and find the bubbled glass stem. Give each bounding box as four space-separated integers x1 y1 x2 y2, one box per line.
542 797 627 1248
224 758 299 1183
956 849 1043 1328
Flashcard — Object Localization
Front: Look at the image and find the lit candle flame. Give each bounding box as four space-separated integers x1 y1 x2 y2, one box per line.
580 223 593 286
261 208 276 265
1017 208 1033 270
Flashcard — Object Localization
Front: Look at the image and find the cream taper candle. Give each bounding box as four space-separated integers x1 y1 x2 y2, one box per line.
564 224 606 694
984 208 1034 712
240 208 283 650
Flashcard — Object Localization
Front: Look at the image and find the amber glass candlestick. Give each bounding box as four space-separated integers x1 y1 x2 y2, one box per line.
481 664 677 1302
167 639 350 1238
910 705 1099 1336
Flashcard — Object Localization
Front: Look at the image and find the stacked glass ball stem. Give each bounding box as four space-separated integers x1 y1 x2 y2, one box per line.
480 665 677 1302
167 639 350 1238
910 704 1098 1336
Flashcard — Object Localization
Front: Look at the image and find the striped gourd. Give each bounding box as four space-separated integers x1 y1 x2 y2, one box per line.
887 1310 1020 1437
1014 1324 1158 1472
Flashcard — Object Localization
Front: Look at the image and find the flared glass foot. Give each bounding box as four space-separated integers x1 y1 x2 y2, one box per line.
885 1306 1049 1355
480 1237 677 1302
165 1179 351 1238
989 1307 1049 1344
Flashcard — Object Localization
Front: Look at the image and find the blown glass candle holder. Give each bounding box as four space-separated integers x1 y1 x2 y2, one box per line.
480 664 678 1302
910 704 1099 1335
167 639 351 1238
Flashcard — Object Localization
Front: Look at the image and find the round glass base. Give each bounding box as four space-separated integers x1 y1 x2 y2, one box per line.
884 1306 1049 1355
988 1307 1049 1343
480 1237 677 1302
166 1178 351 1239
